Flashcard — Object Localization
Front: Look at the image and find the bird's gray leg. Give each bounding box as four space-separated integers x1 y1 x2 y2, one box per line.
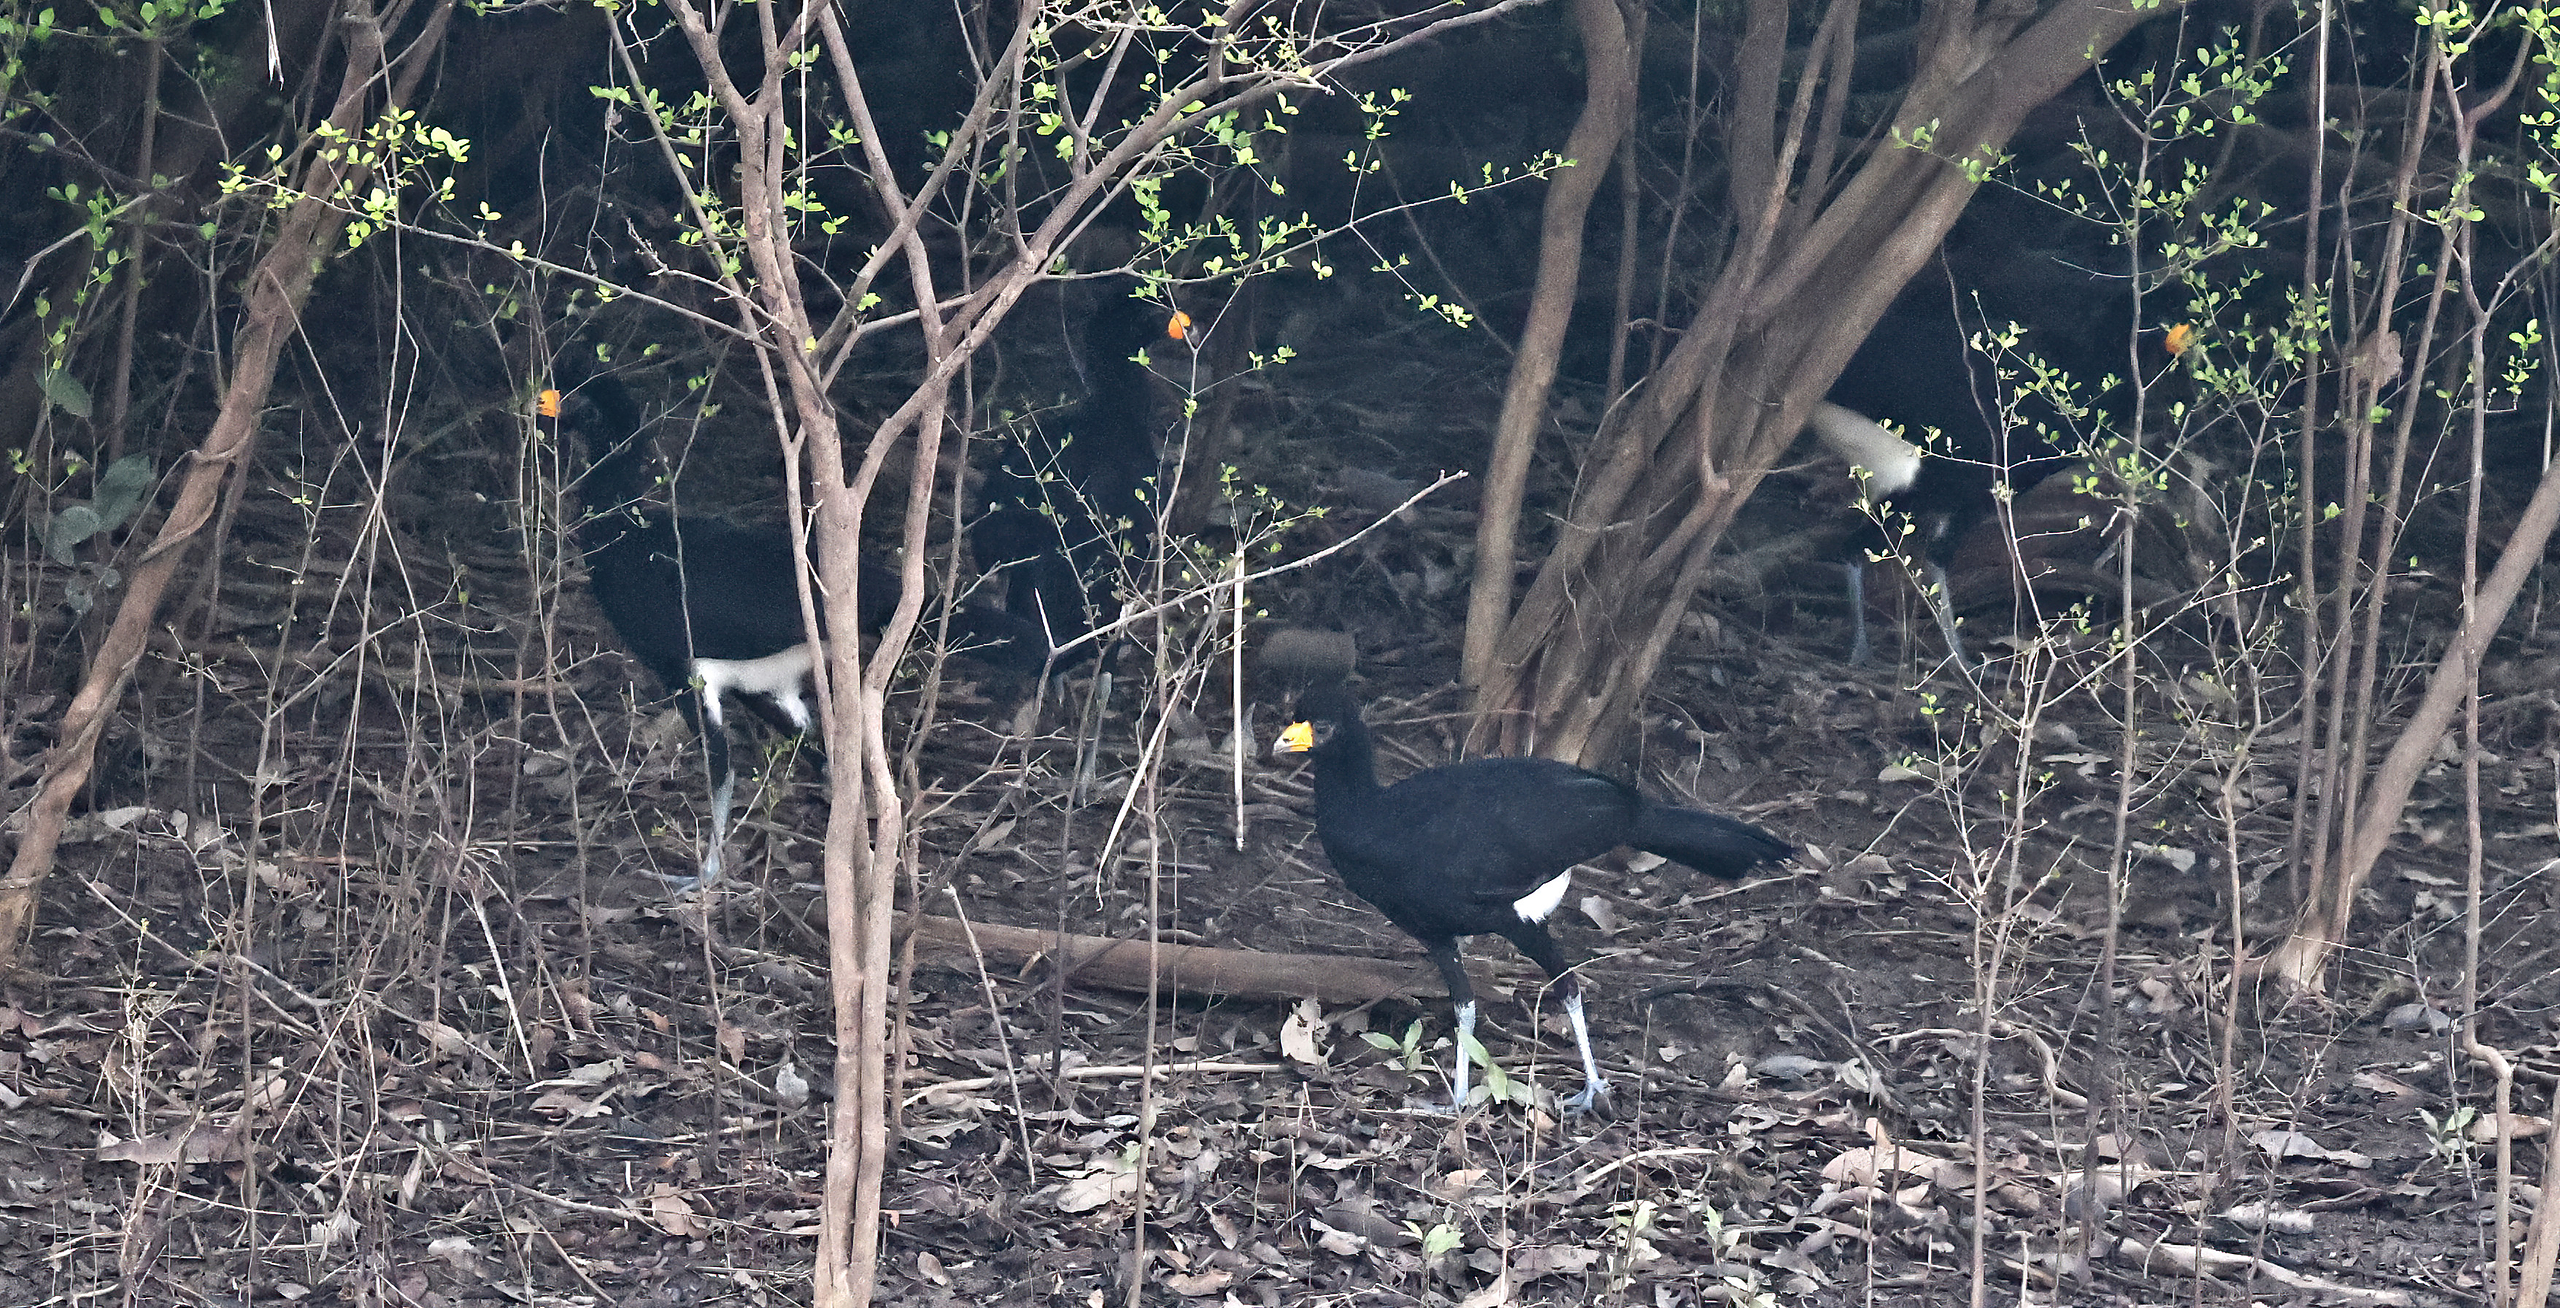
1427 944 1476 1114
1844 562 1874 665
1558 985 1608 1115
1451 999 1477 1113
665 689 732 893
687 771 733 889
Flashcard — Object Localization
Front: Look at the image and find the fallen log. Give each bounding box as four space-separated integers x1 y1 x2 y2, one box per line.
902 915 1442 1005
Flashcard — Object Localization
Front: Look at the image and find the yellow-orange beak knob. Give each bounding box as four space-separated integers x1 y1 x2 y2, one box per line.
1274 720 1314 754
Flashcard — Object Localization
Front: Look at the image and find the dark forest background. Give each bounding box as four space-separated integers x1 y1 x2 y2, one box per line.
2 1 2558 1304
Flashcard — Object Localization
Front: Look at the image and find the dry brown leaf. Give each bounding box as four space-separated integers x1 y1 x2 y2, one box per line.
99 1123 246 1166
1054 1160 1138 1214
1308 1219 1366 1256
1162 1268 1234 1296
1511 1245 1602 1279
1455 1269 1513 1307
648 1182 704 1237
530 1089 610 1120
1576 895 1621 934
426 1236 482 1270
2468 1112 2550 1143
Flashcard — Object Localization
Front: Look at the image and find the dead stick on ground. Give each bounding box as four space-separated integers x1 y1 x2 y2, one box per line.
903 1060 1285 1109
900 914 1444 1006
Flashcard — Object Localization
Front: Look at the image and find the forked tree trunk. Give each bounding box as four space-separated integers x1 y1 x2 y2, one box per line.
1460 0 2162 766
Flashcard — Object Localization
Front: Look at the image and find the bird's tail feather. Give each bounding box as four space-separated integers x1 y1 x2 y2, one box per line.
1809 401 1923 496
1632 805 1793 879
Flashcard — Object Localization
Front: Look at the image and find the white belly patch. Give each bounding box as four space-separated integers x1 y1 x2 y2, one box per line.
1511 869 1572 924
695 644 818 729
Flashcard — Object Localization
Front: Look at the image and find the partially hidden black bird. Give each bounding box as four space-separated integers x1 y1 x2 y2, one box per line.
1273 682 1794 1114
542 373 1047 888
971 276 1186 657
1806 309 2191 663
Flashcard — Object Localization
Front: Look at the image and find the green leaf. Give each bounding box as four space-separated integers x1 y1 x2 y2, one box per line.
44 503 102 564
91 455 156 530
39 366 90 417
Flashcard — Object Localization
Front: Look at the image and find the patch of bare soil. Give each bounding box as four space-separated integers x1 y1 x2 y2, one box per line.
4 317 2554 1308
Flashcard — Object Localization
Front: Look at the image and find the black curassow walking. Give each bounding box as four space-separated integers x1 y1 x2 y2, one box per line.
542 374 1045 888
1273 682 1794 1114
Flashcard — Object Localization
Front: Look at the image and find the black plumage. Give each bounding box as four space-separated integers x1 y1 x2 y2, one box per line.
971 277 1181 654
1273 682 1793 1114
545 373 1045 886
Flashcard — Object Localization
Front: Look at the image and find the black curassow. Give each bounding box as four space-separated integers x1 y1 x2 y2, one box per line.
1806 309 2191 663
971 275 1185 655
1273 682 1794 1114
542 374 1045 887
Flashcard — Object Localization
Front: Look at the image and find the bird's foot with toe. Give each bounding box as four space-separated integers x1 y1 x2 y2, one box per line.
648 850 721 896
1559 1079 1611 1117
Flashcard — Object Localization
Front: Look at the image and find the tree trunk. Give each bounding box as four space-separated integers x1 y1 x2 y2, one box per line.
2263 407 2560 989
0 0 457 960
1459 0 1638 726
1466 0 2161 767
